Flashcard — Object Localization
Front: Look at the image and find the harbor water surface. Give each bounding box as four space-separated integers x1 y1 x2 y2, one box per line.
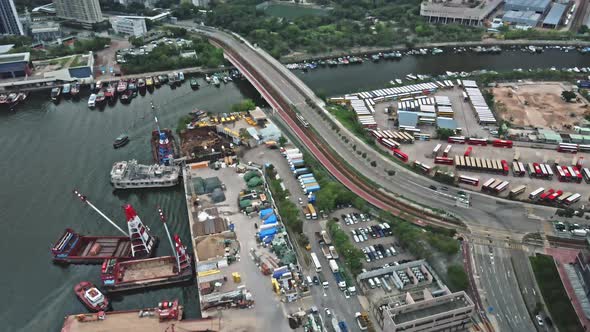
1 50 590 331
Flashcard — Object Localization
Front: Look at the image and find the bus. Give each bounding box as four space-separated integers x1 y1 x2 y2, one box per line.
458 175 479 186
540 189 555 201
414 161 432 173
492 139 513 148
393 149 408 162
310 252 322 272
414 133 431 141
464 146 473 157
572 167 583 183
432 144 442 157
448 136 466 144
556 192 573 204
381 139 400 150
509 185 527 198
547 190 563 202
435 156 454 165
308 204 317 220
443 145 452 157
501 160 509 175
583 168 590 183
494 181 510 193
482 178 496 191
579 144 590 152
564 193 582 206
468 138 488 146
529 187 545 200
558 143 578 153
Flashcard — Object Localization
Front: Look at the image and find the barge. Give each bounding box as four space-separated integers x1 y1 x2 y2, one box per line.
151 112 179 165
60 300 221 332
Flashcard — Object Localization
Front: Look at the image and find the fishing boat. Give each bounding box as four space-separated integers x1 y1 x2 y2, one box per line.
101 208 192 293
153 76 161 87
138 78 146 90
113 134 129 148
178 72 185 81
70 83 80 98
190 79 199 89
0 94 7 104
205 74 212 83
51 191 157 264
212 76 220 87
88 94 97 108
95 81 103 92
62 83 71 97
161 74 169 83
74 281 110 312
105 84 116 103
146 76 154 88
116 80 128 94
120 89 133 103
95 91 106 105
50 87 61 101
128 79 137 92
168 73 177 88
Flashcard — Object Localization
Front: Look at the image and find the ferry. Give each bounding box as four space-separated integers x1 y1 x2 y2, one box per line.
74 281 110 312
110 160 180 189
116 80 128 94
87 94 97 108
151 116 179 165
70 83 80 98
51 87 61 101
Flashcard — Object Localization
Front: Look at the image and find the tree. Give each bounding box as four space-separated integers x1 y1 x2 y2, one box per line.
447 265 469 291
562 90 577 102
129 36 144 47
436 128 455 140
231 99 256 113
278 135 287 147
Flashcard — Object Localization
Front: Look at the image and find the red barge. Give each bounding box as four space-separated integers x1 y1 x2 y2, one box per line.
101 208 193 293
51 190 158 264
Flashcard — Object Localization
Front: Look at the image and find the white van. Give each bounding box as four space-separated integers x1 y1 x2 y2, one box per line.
390 246 397 256
323 281 329 289
353 235 360 243
374 278 382 288
306 276 313 285
368 278 375 289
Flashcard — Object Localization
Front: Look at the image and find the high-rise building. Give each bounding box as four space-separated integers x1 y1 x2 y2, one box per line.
53 0 103 25
109 17 147 37
0 0 24 35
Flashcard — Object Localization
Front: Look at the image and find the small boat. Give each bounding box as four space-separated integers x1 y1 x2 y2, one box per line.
138 78 146 89
169 73 177 87
161 74 169 83
51 87 61 101
153 76 161 87
146 77 154 87
70 83 80 98
62 83 71 97
95 81 103 92
95 91 106 105
205 75 212 83
212 76 220 87
178 72 185 81
88 94 97 108
116 80 128 94
113 134 129 148
371 54 380 62
128 79 137 92
90 83 96 92
190 79 199 89
74 281 110 312
105 85 116 103
0 94 7 104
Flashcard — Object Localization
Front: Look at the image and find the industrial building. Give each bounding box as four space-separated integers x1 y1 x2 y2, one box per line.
420 0 503 26
0 52 31 79
53 0 103 25
192 0 211 7
502 10 542 26
542 2 568 28
117 0 158 7
504 0 551 14
0 0 24 35
374 291 475 332
109 16 147 37
30 23 61 42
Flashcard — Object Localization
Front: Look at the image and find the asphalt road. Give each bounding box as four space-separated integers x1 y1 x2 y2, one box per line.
472 243 536 332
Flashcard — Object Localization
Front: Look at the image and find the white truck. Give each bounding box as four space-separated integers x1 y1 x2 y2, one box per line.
321 245 332 259
320 230 332 245
328 259 339 273
328 246 339 259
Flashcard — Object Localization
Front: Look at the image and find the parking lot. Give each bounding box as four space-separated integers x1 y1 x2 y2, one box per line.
334 209 414 271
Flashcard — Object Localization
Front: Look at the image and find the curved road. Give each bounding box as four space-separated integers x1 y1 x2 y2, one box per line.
199 27 557 240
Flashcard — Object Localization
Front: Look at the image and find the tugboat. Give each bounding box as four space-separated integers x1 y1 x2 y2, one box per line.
50 190 158 264
190 78 200 89
113 134 129 148
50 87 61 101
70 82 80 99
74 281 110 312
101 208 192 293
151 112 179 165
62 83 71 98
116 80 127 94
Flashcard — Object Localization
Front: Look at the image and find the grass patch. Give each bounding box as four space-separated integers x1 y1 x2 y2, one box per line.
446 264 469 292
529 254 583 332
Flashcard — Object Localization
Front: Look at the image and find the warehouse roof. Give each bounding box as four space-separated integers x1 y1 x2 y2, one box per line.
436 117 458 130
398 111 418 128
503 10 541 23
505 0 551 10
0 52 30 64
0 44 14 55
543 3 567 26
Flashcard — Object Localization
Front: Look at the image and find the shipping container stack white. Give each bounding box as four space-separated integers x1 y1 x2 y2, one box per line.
462 80 497 125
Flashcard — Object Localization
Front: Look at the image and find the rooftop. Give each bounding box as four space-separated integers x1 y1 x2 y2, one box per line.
437 117 458 130
0 52 30 64
505 0 551 9
543 2 567 26
249 107 267 121
398 111 419 128
420 0 503 20
0 44 14 55
503 10 541 21
389 292 474 325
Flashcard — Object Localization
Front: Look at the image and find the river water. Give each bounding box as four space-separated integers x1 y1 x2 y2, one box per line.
1 50 589 331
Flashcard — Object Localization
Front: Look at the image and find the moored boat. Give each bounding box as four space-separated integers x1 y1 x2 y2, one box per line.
74 281 110 312
146 76 154 87
51 228 132 264
105 84 116 103
212 75 220 87
51 87 61 101
110 160 180 189
88 94 97 108
95 91 106 105
70 83 80 98
168 73 177 88
62 83 71 97
113 134 129 148
128 79 137 92
178 71 185 81
120 90 133 103
190 79 199 89
116 80 128 94
138 78 146 89
0 94 7 104
154 76 161 87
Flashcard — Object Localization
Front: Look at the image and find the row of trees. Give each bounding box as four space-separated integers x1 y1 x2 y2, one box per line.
328 220 365 276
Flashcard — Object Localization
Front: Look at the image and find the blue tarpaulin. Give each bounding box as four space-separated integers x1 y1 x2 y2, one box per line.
263 214 277 224
263 235 275 243
260 208 273 218
258 227 277 239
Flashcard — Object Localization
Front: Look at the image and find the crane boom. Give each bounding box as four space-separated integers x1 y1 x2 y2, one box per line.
73 189 128 236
